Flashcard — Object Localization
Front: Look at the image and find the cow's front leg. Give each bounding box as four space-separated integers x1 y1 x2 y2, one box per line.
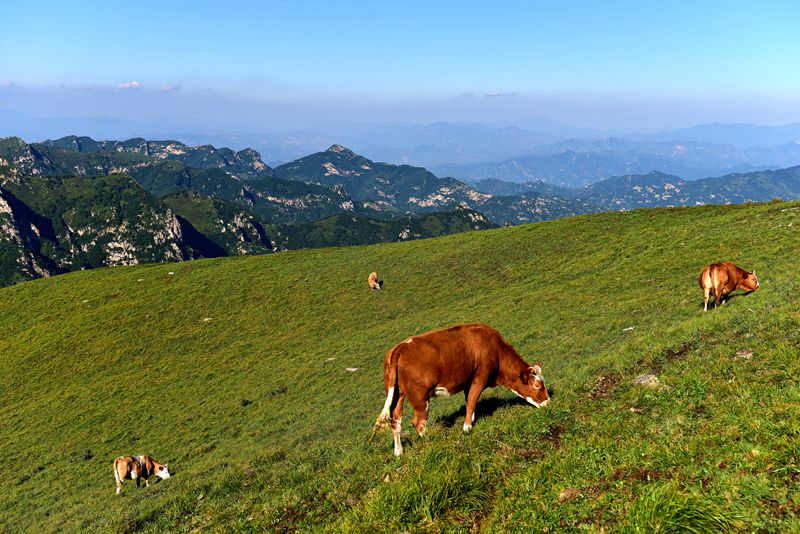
464 379 487 432
410 398 429 437
144 478 150 488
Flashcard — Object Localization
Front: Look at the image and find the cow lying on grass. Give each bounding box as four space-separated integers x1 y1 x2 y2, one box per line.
698 262 760 312
371 323 550 456
113 455 170 494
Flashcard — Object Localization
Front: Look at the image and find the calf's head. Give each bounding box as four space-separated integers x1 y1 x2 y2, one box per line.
739 270 760 292
154 462 171 480
515 364 550 407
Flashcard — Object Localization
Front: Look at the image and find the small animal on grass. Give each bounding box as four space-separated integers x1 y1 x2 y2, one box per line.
113 455 170 494
370 323 550 456
368 271 382 290
698 261 760 312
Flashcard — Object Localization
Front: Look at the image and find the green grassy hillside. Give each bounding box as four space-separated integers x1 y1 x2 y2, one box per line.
1 201 798 532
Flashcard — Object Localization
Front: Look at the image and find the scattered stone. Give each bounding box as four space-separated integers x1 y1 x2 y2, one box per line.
168 271 175 275
623 326 635 332
324 357 336 362
202 317 213 322
634 374 661 388
137 278 144 282
345 367 359 372
558 488 581 503
735 349 754 360
629 407 643 414
81 299 89 303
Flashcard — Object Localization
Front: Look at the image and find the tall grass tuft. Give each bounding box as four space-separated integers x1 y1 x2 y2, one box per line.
625 483 739 533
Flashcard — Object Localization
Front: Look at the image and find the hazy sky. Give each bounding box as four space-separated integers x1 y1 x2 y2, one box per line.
2 0 799 132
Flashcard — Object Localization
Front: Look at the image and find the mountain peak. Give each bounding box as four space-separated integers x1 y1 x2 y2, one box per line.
326 144 355 156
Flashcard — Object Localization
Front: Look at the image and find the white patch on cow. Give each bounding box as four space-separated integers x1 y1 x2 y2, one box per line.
116 487 121 495
157 467 171 480
380 387 395 420
130 468 138 479
472 411 476 424
403 338 413 344
434 386 450 397
463 423 472 432
526 396 541 407
512 389 548 408
393 416 403 456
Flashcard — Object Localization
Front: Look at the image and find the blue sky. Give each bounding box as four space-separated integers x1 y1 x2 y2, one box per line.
2 0 799 131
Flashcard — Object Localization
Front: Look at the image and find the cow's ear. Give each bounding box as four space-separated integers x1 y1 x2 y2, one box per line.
532 364 542 376
520 369 530 385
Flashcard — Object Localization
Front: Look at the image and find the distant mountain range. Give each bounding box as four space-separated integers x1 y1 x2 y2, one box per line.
0 135 576 286
435 137 800 187
473 166 800 210
2 133 799 287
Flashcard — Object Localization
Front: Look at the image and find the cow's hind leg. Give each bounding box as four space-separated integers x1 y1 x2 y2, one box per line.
391 392 405 456
703 286 710 312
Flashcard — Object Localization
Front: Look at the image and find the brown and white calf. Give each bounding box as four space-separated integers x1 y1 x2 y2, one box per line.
371 323 550 456
113 455 170 494
698 261 760 311
368 271 381 290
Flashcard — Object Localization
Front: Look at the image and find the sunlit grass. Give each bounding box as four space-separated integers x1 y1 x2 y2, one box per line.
1 201 798 532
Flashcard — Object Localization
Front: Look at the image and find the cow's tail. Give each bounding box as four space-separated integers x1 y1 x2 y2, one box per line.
113 457 122 488
369 346 401 442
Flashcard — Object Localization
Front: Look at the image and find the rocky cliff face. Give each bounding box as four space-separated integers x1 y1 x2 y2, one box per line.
40 136 274 178
0 167 190 285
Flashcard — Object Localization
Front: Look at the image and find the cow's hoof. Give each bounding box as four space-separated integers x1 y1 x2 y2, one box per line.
463 424 472 432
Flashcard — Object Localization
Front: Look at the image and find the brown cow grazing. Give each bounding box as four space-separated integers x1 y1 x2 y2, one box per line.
113 455 170 494
368 271 381 290
699 261 760 312
371 323 550 456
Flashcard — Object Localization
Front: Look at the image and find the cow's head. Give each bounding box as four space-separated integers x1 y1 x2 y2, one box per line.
155 463 171 480
739 270 760 292
515 364 550 407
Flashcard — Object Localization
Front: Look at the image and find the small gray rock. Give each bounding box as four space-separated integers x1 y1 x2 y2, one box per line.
634 374 661 388
735 349 754 360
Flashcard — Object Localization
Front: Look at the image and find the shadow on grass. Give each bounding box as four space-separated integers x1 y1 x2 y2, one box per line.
699 289 755 310
437 395 532 428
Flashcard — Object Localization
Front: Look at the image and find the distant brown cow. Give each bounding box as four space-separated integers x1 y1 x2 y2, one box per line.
113 455 170 494
371 323 550 456
368 271 381 290
698 261 760 312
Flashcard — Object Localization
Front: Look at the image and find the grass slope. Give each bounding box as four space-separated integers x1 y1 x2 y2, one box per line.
1 201 799 532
